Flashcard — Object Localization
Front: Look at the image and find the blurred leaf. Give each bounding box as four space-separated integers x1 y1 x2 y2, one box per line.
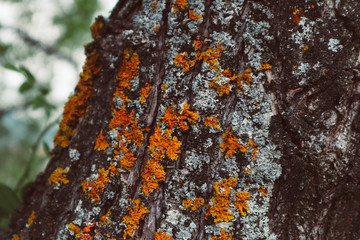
43 142 50 157
3 63 21 72
19 81 34 93
19 66 35 84
0 183 21 219
54 0 100 48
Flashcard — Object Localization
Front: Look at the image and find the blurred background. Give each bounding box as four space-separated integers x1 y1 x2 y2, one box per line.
0 0 117 230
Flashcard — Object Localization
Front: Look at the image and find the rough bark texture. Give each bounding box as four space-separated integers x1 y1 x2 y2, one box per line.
5 0 360 239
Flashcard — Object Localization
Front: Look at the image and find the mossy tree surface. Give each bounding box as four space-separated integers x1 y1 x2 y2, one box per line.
6 0 360 239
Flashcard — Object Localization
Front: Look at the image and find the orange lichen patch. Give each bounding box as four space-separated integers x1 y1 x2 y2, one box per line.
161 103 200 131
99 209 112 227
209 77 231 97
259 63 272 70
113 49 140 101
69 222 95 240
54 50 100 148
162 84 168 91
189 10 202 20
233 191 251 216
174 52 195 72
203 115 220 130
48 167 69 186
149 125 182 161
27 211 36 226
94 130 109 151
153 1 157 10
122 118 146 147
258 186 268 197
304 45 309 50
221 68 252 94
193 37 203 51
220 130 248 158
175 0 188 10
109 106 134 129
154 25 159 32
90 18 103 39
211 228 234 240
122 199 149 239
244 169 250 176
182 197 205 210
69 222 81 235
207 178 237 223
293 6 305 25
116 144 137 170
108 162 119 177
140 82 153 104
141 159 166 196
12 235 20 240
247 139 259 160
155 230 175 240
82 168 110 203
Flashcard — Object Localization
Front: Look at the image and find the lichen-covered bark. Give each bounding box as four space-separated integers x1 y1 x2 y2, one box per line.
6 0 360 239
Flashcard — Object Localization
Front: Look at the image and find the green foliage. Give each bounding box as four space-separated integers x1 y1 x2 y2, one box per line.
54 0 100 48
0 183 21 230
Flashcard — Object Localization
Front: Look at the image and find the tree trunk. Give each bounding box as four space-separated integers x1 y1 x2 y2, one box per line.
6 0 360 239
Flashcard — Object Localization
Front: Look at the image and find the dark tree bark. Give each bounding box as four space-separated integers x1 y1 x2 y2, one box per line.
5 0 360 239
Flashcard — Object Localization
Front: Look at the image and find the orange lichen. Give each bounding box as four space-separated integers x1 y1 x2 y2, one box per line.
68 222 95 240
94 130 109 151
182 197 205 210
203 115 220 130
220 130 248 158
27 211 36 226
99 209 112 227
174 52 195 72
293 6 305 25
141 159 166 196
162 84 168 91
259 63 272 70
155 230 175 240
149 125 182 161
153 1 157 10
304 45 309 50
209 77 231 97
140 82 153 104
211 228 234 240
82 168 110 203
161 104 200 131
108 162 119 177
12 235 20 240
114 143 137 170
175 0 188 10
113 49 140 102
233 191 251 216
244 169 250 176
247 139 259 160
207 178 237 223
154 25 159 31
109 106 134 129
90 18 103 39
258 186 268 198
193 37 203 51
48 167 69 186
189 10 202 20
54 50 100 148
122 199 149 239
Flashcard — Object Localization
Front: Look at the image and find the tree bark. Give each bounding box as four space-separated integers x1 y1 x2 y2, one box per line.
6 0 360 239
